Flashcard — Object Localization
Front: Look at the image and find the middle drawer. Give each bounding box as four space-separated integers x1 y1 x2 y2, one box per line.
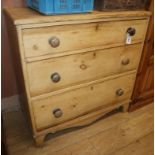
27 44 141 96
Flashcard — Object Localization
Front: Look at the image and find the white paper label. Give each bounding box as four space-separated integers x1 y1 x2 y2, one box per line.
126 33 132 44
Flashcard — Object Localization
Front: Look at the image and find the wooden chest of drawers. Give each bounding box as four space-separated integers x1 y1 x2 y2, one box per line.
5 8 150 146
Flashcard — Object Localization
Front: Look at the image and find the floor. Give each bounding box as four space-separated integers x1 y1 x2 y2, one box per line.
2 103 154 155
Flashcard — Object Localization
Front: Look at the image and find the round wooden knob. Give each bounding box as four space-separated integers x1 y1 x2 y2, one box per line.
49 37 60 48
116 89 124 96
53 109 63 118
127 27 136 36
122 58 130 65
51 73 61 83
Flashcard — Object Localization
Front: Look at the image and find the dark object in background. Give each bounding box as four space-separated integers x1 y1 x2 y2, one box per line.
95 0 151 11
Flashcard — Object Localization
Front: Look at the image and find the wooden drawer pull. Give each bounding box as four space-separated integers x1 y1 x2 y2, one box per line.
51 73 61 83
127 27 136 36
116 89 124 96
53 109 63 118
121 58 130 65
49 36 60 48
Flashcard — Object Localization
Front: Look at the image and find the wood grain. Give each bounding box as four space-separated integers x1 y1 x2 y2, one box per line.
32 73 135 131
88 104 153 155
27 44 142 96
5 8 150 146
130 0 154 111
22 19 148 58
108 132 154 155
2 103 153 155
4 8 151 25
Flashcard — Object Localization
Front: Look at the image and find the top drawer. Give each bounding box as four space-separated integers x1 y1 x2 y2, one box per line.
22 19 148 58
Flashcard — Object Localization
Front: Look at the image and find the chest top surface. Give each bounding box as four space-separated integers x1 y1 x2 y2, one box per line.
4 8 151 26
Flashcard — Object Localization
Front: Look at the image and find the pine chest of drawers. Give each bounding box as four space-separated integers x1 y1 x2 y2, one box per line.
5 8 150 146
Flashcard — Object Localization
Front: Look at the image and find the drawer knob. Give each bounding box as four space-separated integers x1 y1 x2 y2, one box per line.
127 27 136 36
116 89 124 96
122 58 130 65
53 109 63 118
51 73 61 83
49 37 60 48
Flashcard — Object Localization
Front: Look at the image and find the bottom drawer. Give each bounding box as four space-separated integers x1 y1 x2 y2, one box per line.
32 73 135 131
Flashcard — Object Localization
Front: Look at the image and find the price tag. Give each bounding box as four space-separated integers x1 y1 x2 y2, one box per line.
126 33 132 44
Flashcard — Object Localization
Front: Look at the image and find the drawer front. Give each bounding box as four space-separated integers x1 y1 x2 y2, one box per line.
23 19 148 58
27 44 142 96
32 73 135 131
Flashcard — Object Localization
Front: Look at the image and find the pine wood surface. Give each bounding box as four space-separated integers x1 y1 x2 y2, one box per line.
3 103 153 155
4 8 151 26
27 44 142 96
23 19 147 59
32 73 135 130
5 8 151 145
